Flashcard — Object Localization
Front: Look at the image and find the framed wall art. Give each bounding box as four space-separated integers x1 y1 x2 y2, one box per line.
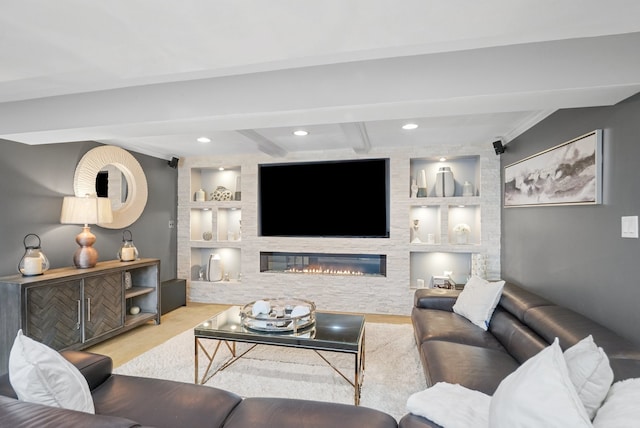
504 130 602 207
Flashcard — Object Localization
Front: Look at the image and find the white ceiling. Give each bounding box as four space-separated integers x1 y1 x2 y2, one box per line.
1 1 640 160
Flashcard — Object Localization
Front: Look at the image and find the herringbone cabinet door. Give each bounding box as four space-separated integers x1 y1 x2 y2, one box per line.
84 273 124 341
26 280 83 350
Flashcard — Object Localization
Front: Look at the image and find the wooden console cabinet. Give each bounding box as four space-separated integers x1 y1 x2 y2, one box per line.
0 258 160 375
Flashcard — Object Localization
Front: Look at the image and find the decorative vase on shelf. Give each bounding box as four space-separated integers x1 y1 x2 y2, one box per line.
435 167 455 197
194 188 205 202
417 169 428 197
207 254 223 282
411 219 421 243
462 181 474 197
211 186 233 201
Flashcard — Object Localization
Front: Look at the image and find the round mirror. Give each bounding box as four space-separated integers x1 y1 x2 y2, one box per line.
74 146 148 229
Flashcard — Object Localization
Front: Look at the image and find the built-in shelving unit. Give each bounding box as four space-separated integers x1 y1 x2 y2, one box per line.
408 155 489 286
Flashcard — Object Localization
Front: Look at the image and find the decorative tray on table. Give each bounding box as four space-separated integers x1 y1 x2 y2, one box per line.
239 297 316 333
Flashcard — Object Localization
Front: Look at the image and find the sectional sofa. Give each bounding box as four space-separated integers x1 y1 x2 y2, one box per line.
399 281 640 427
0 350 397 428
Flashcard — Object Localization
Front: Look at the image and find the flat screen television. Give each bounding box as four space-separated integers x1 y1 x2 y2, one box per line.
259 158 390 238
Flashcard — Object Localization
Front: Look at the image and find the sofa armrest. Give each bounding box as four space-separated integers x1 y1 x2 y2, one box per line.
60 350 113 391
414 289 460 311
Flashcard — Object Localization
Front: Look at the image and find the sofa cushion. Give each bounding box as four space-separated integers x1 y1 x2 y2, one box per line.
489 308 548 364
419 340 520 395
524 306 640 360
489 339 592 427
497 282 553 322
8 330 95 414
452 277 505 331
224 397 398 428
412 307 506 351
91 374 242 428
0 395 140 428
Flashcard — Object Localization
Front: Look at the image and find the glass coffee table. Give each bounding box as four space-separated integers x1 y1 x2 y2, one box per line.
194 305 366 405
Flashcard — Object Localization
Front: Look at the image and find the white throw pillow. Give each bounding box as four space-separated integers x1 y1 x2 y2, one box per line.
489 338 592 428
593 378 640 427
564 335 614 420
452 276 505 330
406 382 491 428
8 330 95 413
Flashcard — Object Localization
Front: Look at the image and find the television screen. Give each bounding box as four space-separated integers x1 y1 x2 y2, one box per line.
259 158 389 238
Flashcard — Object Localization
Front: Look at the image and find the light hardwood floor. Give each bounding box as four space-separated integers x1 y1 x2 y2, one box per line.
86 302 411 368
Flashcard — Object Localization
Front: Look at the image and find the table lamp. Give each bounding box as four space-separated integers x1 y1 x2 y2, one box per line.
60 195 113 268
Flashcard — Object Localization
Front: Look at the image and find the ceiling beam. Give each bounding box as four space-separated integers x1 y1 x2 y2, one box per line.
236 130 287 157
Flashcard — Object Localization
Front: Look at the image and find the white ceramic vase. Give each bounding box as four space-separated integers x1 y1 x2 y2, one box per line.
207 254 223 282
435 167 455 197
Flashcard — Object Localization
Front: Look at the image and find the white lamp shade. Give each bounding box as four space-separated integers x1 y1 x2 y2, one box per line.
60 196 113 225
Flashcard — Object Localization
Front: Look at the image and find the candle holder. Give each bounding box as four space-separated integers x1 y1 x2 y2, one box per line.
18 234 50 276
118 230 139 262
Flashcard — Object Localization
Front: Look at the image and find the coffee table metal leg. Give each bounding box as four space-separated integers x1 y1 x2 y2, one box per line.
195 337 258 385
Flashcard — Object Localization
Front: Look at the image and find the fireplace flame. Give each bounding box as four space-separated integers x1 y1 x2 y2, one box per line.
284 265 364 276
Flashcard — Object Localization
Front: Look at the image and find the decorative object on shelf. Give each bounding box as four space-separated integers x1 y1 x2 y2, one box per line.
60 194 113 269
198 268 205 280
431 273 456 289
124 271 132 289
435 166 455 197
417 170 428 197
210 186 233 201
410 178 419 198
234 176 241 201
118 230 139 261
453 223 471 244
207 253 223 282
18 234 50 276
202 231 213 241
463 181 474 197
411 219 422 243
194 188 206 202
427 233 435 244
416 278 425 289
129 306 140 315
471 253 487 279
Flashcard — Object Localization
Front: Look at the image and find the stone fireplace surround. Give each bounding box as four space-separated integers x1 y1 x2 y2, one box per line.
177 145 501 316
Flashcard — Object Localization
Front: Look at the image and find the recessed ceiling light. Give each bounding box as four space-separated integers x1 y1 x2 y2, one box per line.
439 157 447 162
293 130 308 136
197 137 211 143
218 167 225 171
402 123 418 130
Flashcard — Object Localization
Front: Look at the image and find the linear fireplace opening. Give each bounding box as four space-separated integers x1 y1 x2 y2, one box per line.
260 252 387 277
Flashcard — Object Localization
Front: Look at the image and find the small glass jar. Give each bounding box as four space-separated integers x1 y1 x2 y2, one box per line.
117 230 139 262
18 234 50 276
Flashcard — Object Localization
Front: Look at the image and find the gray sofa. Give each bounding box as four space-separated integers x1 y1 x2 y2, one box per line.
399 282 640 428
0 350 397 428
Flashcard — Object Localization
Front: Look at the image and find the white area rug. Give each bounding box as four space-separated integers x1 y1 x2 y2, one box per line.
114 322 426 421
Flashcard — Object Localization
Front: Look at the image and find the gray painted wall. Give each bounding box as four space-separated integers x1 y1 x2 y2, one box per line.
0 139 177 281
501 93 640 345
